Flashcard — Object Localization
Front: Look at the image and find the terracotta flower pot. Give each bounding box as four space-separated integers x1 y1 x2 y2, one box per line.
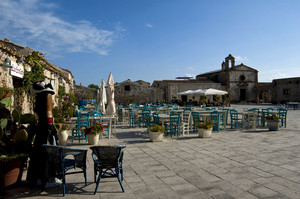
0 158 24 188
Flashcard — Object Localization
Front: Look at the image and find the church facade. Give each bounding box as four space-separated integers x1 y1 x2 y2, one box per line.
153 54 274 104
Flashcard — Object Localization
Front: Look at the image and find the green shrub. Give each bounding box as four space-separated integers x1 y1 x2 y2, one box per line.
196 121 213 129
149 124 165 133
266 114 280 120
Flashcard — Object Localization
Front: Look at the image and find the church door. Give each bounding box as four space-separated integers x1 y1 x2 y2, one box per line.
240 89 246 101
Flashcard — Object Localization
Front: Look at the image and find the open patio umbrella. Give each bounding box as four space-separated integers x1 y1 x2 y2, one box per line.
98 79 107 114
199 88 228 95
177 90 199 95
106 73 116 116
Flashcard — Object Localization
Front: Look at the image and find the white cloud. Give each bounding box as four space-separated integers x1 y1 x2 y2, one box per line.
145 23 153 28
0 0 125 56
235 56 249 63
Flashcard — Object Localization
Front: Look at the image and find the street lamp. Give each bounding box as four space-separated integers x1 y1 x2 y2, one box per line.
1 57 13 71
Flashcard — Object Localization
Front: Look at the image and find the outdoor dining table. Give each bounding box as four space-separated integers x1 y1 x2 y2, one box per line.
157 114 176 126
239 111 258 130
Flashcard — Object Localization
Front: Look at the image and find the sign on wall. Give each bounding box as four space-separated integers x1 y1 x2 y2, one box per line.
10 61 24 78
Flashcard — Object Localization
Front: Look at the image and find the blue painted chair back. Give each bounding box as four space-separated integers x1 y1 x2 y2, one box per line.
165 114 180 137
210 111 220 132
278 108 287 128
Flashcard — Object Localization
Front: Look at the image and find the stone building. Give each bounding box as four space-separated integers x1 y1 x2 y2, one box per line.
114 79 157 104
256 82 273 103
152 54 259 104
196 54 258 103
272 77 300 103
0 38 74 113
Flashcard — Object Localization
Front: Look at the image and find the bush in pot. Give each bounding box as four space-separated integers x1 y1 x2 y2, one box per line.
148 124 165 142
84 123 103 145
0 97 35 188
266 114 280 131
196 121 213 138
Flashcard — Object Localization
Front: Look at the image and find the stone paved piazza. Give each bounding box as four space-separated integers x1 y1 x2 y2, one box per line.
2 105 300 199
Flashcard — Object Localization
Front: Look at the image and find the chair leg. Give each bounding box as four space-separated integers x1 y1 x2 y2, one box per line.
62 176 66 196
94 170 102 195
94 166 97 182
84 170 87 186
116 169 125 192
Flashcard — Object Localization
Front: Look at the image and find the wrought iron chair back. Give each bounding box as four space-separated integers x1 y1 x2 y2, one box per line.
90 145 126 194
43 144 87 196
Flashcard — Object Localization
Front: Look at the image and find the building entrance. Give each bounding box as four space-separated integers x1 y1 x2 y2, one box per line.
240 89 246 101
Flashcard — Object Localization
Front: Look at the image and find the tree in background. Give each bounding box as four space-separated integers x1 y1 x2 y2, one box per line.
88 84 99 89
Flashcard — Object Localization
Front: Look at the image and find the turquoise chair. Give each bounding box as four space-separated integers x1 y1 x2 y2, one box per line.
129 110 138 127
165 114 180 137
72 113 90 143
139 110 151 128
117 106 123 122
210 111 220 132
248 108 260 126
191 112 201 132
222 108 230 125
152 113 161 125
261 109 270 126
43 145 87 196
278 108 287 128
230 110 242 129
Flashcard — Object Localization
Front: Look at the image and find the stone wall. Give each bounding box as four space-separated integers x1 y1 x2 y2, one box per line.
74 84 97 100
114 80 156 104
272 78 300 103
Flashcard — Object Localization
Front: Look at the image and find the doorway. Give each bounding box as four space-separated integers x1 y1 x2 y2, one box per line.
240 89 246 101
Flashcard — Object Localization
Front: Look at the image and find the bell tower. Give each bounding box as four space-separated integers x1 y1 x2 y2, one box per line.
225 54 235 69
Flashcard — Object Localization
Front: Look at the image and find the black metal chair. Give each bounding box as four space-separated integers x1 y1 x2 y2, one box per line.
90 145 126 194
43 144 88 196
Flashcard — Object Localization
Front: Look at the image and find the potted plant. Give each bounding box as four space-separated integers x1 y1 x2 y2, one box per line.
0 97 35 188
266 114 281 131
148 124 165 142
57 125 70 146
196 121 213 138
84 123 103 145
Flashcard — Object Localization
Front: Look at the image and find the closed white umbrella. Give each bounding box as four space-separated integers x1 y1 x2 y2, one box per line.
106 73 116 116
98 79 107 114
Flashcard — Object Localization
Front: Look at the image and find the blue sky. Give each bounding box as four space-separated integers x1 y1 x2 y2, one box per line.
1 0 300 86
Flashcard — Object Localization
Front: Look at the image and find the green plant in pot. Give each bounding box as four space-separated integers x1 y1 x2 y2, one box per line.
196 121 213 138
0 97 36 188
266 114 281 131
84 123 103 145
148 124 165 142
